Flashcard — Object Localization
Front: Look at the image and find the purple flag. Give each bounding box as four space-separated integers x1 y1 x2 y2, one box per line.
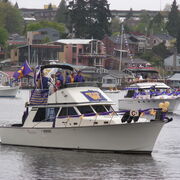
13 60 33 81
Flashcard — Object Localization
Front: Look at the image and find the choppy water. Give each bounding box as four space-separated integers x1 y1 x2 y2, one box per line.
0 90 179 180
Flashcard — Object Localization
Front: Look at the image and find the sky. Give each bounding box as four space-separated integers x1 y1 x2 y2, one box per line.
9 0 180 10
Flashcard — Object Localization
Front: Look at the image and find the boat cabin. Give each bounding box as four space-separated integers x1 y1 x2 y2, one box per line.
124 82 171 98
20 64 128 128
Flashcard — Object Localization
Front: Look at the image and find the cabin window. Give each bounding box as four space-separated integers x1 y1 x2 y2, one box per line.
33 107 59 122
92 105 107 113
104 105 113 111
46 108 59 121
77 106 94 115
58 107 77 117
125 90 135 98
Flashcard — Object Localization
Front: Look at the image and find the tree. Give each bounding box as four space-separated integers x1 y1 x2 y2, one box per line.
55 0 68 24
68 0 111 39
150 12 166 34
111 17 121 34
0 1 23 34
0 27 8 47
163 4 171 11
68 0 88 38
176 31 180 53
26 21 66 36
152 42 171 59
166 0 180 37
126 11 151 34
47 3 53 10
126 8 133 20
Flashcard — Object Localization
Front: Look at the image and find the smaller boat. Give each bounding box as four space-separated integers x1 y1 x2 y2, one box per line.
118 81 180 113
0 71 19 97
0 85 19 97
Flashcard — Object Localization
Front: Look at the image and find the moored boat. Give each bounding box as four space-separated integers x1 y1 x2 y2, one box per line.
0 64 173 154
0 85 19 97
118 81 180 113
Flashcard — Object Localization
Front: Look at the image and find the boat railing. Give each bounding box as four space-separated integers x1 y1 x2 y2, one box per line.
55 108 168 126
29 107 171 128
64 82 99 88
127 79 166 85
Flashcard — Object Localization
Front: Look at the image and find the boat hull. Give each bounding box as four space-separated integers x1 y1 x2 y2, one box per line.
118 98 179 113
0 121 164 153
0 86 19 97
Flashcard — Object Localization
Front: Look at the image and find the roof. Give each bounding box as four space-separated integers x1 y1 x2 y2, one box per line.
123 58 149 64
168 73 180 81
153 34 174 41
55 39 99 45
130 82 170 89
47 86 113 104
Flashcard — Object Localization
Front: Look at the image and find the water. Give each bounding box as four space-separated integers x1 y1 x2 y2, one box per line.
0 90 180 180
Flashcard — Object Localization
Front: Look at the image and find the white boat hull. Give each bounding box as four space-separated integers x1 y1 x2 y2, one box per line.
118 98 179 113
0 86 19 97
0 121 164 153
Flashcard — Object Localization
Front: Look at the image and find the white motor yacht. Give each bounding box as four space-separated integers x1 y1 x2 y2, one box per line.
118 81 180 113
0 64 173 154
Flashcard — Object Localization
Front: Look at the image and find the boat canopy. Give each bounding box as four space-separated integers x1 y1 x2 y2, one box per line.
130 82 170 89
40 64 75 72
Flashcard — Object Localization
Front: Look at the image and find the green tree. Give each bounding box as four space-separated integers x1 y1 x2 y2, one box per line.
68 0 88 38
0 1 23 34
68 0 111 39
152 42 171 59
126 11 151 34
176 31 180 53
55 0 68 24
0 27 8 47
150 13 166 34
26 21 66 36
111 17 121 34
126 8 133 20
166 0 180 37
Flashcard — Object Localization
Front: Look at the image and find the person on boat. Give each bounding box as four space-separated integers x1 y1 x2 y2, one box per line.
49 74 56 93
66 72 75 83
149 85 156 97
74 71 85 82
37 72 50 89
55 79 61 90
56 71 64 86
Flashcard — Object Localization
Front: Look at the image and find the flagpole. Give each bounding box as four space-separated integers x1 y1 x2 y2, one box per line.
28 43 31 65
119 24 123 72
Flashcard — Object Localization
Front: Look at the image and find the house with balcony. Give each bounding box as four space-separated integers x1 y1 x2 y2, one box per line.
50 39 106 68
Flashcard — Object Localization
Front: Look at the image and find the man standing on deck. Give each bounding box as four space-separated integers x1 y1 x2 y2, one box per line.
74 71 85 82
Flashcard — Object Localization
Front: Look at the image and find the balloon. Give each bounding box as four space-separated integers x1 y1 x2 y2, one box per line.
164 101 170 108
159 102 164 108
150 109 156 116
162 107 168 112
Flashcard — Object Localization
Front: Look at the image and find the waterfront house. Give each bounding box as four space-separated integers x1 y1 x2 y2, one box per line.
149 34 175 49
167 73 180 89
50 39 106 68
164 54 180 72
